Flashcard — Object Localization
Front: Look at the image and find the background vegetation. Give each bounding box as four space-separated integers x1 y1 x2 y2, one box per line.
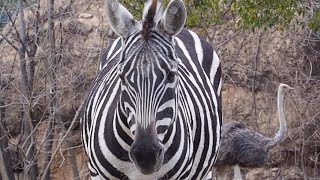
120 0 320 30
0 0 319 179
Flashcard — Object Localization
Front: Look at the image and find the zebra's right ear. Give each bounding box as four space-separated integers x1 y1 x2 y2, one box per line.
158 0 186 37
105 0 138 38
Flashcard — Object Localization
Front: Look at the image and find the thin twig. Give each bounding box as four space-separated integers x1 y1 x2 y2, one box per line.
40 101 84 180
0 33 19 51
216 30 241 51
252 31 262 131
6 8 30 55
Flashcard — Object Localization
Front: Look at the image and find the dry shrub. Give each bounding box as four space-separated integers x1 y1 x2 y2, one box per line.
204 22 320 178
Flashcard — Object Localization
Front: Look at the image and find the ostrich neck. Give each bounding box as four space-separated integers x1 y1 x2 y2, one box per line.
277 88 286 136
268 87 287 148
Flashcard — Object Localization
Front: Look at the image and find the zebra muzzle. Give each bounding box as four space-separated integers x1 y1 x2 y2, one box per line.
129 139 164 175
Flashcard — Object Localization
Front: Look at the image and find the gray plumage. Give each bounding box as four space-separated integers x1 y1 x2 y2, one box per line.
213 83 293 180
215 121 270 168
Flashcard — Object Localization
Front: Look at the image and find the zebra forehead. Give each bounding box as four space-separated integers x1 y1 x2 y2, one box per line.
123 46 175 71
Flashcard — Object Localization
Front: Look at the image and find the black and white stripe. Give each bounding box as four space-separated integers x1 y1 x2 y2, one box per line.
81 0 222 179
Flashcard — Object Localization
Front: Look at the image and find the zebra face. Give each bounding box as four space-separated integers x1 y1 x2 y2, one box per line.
105 0 186 175
118 33 179 174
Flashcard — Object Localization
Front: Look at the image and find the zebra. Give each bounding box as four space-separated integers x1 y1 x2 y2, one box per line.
81 0 222 179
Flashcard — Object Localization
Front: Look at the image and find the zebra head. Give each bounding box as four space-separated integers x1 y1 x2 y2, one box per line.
106 0 186 175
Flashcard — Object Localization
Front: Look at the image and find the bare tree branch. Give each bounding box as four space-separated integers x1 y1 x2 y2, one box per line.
41 101 84 180
40 0 56 179
251 31 262 131
0 76 15 180
26 0 41 95
16 0 38 179
0 32 19 51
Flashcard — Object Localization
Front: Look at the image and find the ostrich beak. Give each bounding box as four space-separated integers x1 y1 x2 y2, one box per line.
279 83 294 90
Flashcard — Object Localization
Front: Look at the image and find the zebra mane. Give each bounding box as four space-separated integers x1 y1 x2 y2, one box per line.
141 0 162 40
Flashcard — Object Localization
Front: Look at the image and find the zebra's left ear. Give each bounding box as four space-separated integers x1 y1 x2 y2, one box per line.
158 0 186 37
105 0 138 38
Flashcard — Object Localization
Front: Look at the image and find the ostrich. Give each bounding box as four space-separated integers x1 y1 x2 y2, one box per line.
213 83 293 180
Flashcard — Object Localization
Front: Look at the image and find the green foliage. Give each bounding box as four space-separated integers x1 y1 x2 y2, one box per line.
0 0 318 32
232 0 303 30
309 9 320 30
185 0 223 27
120 0 319 31
122 0 144 19
1 0 318 31
121 0 225 27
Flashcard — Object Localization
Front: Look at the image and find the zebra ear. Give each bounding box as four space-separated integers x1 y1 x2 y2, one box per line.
105 0 137 38
159 0 186 36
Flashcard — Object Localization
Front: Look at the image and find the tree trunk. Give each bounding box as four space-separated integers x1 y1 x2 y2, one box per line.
67 147 80 180
63 129 80 180
0 81 15 180
42 0 80 178
17 0 38 179
27 0 41 95
40 0 56 179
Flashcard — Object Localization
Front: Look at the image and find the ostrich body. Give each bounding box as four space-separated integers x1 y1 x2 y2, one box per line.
213 83 293 180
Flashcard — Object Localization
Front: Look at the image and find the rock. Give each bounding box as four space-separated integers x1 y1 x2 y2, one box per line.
78 16 100 28
63 19 92 35
79 13 93 19
72 49 82 57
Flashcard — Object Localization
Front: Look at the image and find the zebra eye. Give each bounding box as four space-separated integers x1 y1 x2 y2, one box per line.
167 71 176 83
